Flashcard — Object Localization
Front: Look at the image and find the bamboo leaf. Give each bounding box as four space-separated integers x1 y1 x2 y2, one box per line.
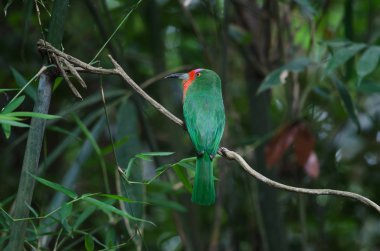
136 152 175 160
85 234 95 251
330 75 361 131
99 194 146 204
7 112 61 120
59 203 72 221
148 198 187 212
10 67 37 101
1 96 25 114
81 197 154 225
172 165 192 192
31 174 78 199
0 119 29 128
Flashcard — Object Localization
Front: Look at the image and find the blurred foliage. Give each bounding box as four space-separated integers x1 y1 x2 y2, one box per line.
1 0 380 250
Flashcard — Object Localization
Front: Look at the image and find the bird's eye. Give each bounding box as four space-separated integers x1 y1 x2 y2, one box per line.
196 72 201 77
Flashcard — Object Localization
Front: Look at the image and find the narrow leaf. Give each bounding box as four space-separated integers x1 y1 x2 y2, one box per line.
10 67 37 101
148 198 187 212
172 165 192 192
59 203 72 221
0 119 29 128
82 197 154 225
330 75 361 130
0 89 19 93
258 58 311 93
85 234 95 251
136 152 175 159
325 43 366 75
7 112 61 120
98 194 144 204
31 174 78 199
356 46 380 85
1 96 25 113
2 124 11 139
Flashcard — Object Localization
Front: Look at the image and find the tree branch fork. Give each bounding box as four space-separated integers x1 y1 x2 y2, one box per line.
37 39 380 214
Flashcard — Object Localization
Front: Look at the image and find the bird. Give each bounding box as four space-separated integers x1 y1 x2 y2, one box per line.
166 69 225 205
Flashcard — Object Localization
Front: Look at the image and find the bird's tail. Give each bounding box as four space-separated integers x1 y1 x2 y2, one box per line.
192 154 215 205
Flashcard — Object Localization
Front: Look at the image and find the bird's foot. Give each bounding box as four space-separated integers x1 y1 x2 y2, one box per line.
217 147 234 160
196 151 205 157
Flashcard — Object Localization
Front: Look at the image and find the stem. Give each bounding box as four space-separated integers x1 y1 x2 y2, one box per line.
5 73 53 251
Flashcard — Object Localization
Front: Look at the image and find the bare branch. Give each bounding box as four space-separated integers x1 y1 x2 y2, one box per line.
108 55 185 128
52 54 82 99
62 58 87 89
36 39 380 213
218 147 380 213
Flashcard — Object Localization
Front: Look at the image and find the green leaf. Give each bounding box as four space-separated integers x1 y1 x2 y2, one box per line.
59 203 72 221
31 174 78 199
136 152 175 160
47 0 70 48
73 206 96 230
7 112 61 120
356 82 380 93
73 115 102 156
172 165 192 192
329 75 360 131
148 198 187 212
81 197 154 225
0 119 29 128
356 46 380 85
325 43 366 75
98 194 144 204
258 57 311 93
1 95 25 113
10 67 37 101
2 124 11 139
0 89 19 93
84 234 95 251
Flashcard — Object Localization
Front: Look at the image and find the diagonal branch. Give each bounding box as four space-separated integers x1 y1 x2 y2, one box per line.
36 39 380 214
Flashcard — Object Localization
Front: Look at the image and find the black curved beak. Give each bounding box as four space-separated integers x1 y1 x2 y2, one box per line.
164 73 189 79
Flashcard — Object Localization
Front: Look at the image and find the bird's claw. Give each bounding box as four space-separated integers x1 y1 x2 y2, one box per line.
196 151 205 157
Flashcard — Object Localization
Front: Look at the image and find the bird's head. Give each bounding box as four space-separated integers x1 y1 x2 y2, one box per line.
165 68 205 99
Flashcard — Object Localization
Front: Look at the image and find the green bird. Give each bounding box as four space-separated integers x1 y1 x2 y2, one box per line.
166 69 225 205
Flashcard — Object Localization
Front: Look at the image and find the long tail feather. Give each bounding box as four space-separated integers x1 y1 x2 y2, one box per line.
192 154 215 205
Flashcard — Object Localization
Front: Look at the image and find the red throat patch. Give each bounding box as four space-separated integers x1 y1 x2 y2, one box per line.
182 69 199 100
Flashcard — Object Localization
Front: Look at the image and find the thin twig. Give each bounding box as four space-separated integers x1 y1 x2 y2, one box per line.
62 58 87 89
218 147 380 213
36 39 380 214
107 55 185 128
52 54 82 99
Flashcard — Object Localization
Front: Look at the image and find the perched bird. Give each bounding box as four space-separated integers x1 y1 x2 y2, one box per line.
166 69 225 205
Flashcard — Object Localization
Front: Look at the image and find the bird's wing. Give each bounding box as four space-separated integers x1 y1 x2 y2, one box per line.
183 93 225 155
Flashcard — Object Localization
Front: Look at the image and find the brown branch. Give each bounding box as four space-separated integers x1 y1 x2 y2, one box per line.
36 39 380 214
218 147 380 213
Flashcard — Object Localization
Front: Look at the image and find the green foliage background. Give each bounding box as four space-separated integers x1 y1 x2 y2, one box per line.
1 0 380 250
